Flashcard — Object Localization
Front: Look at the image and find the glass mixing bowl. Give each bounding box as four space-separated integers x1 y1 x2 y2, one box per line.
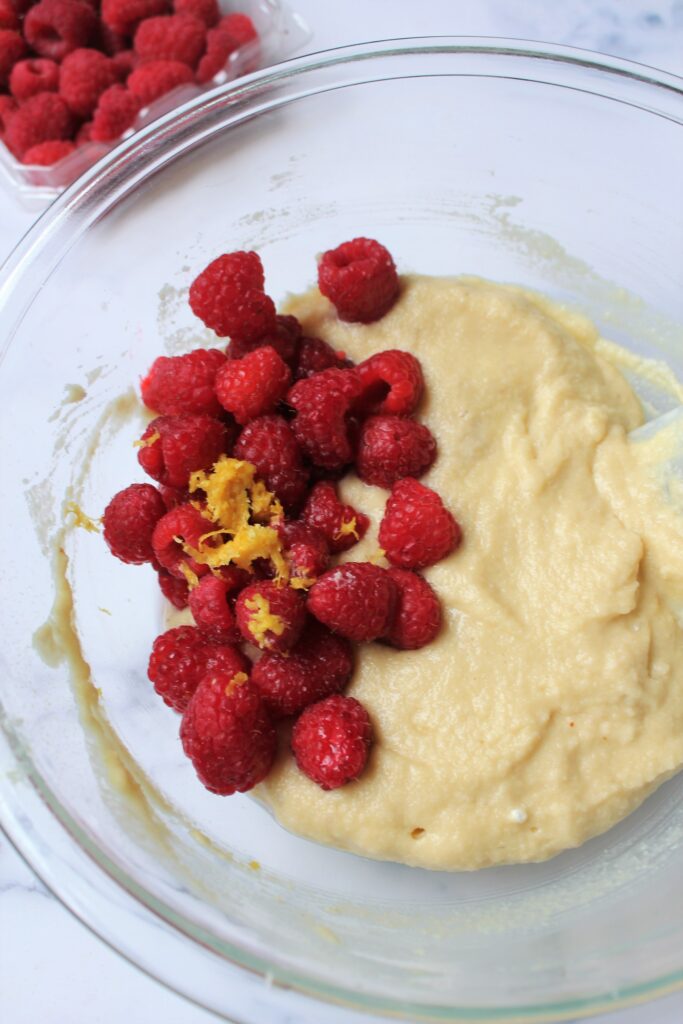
1 39 682 1024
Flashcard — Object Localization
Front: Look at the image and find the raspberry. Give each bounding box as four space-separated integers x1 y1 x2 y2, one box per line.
0 94 17 137
24 0 98 61
74 118 93 143
22 137 75 163
141 348 226 416
308 563 398 643
110 48 137 78
318 237 399 324
291 695 372 790
127 58 193 103
189 251 277 343
102 482 166 564
356 350 423 417
301 480 369 554
173 0 217 28
294 336 351 380
101 0 168 36
9 58 59 102
98 23 129 57
252 620 352 719
159 482 189 508
214 346 291 426
195 25 235 83
90 83 140 141
226 314 301 367
151 502 213 579
59 48 119 117
235 579 305 652
277 520 328 583
233 414 308 511
356 415 436 488
217 11 257 47
180 670 276 794
3 90 73 157
148 624 249 712
0 29 26 86
134 14 206 68
157 566 189 609
137 413 231 489
287 367 362 470
379 478 461 570
188 573 239 643
384 568 442 650
0 0 19 30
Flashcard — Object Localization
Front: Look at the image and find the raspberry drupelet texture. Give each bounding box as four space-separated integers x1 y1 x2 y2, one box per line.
252 619 353 719
101 0 169 36
291 694 373 790
59 47 119 116
214 346 291 426
9 58 59 102
0 94 17 137
233 414 308 511
141 348 226 416
189 251 277 343
287 367 362 470
180 670 276 795
156 566 189 609
235 579 306 653
277 520 328 583
379 478 461 570
103 482 167 564
356 415 436 488
308 563 398 643
301 480 369 553
317 237 399 324
218 11 257 46
195 24 235 82
0 0 19 30
133 13 206 67
148 625 249 712
294 336 352 380
356 349 424 417
384 568 442 650
3 90 73 157
90 83 140 141
0 29 25 86
173 0 217 26
110 47 137 77
126 57 193 103
226 314 302 367
137 413 231 489
24 0 98 61
188 573 239 643
22 138 75 163
151 502 213 579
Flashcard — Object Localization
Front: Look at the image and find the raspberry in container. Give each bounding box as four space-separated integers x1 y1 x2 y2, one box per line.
0 0 309 208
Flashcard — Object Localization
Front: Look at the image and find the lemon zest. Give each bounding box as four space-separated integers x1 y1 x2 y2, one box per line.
224 671 249 696
133 431 160 449
334 516 359 542
244 594 285 646
64 501 100 533
178 561 199 589
290 575 316 591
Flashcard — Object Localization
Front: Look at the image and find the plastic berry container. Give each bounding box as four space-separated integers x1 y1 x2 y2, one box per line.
0 0 310 209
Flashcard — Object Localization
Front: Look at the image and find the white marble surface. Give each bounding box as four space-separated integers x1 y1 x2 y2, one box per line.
2 1 683 1022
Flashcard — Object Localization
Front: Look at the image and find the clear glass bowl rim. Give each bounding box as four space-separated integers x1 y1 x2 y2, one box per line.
1 37 683 1024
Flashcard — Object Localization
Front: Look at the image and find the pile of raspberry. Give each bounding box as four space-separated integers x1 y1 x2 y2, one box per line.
103 237 463 797
0 1 257 165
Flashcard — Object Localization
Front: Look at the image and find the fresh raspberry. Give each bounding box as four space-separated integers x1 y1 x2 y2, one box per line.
151 502 213 579
233 414 308 511
141 348 226 416
127 57 193 103
318 237 399 324
98 23 129 58
379 478 461 570
277 520 328 583
0 29 26 86
103 482 167 564
148 625 249 712
356 349 423 417
214 346 291 426
0 0 19 30
301 480 369 554
226 314 301 367
189 251 277 343
134 14 206 68
287 367 362 470
180 670 276 794
173 0 217 28
157 566 189 609
22 137 75 163
291 695 372 790
59 48 119 117
74 118 92 143
90 83 140 141
235 579 306 653
110 48 137 78
159 482 189 508
101 0 168 37
0 94 17 137
195 25 235 83
3 90 73 157
137 413 231 489
9 58 59 102
252 620 352 719
294 336 352 380
308 563 398 643
356 415 436 488
217 11 257 47
188 573 239 643
24 0 98 61
384 568 442 650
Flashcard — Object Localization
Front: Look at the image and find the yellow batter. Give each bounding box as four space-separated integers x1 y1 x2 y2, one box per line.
257 276 683 870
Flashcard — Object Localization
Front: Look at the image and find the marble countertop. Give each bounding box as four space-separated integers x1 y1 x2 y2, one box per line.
2 2 683 1022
